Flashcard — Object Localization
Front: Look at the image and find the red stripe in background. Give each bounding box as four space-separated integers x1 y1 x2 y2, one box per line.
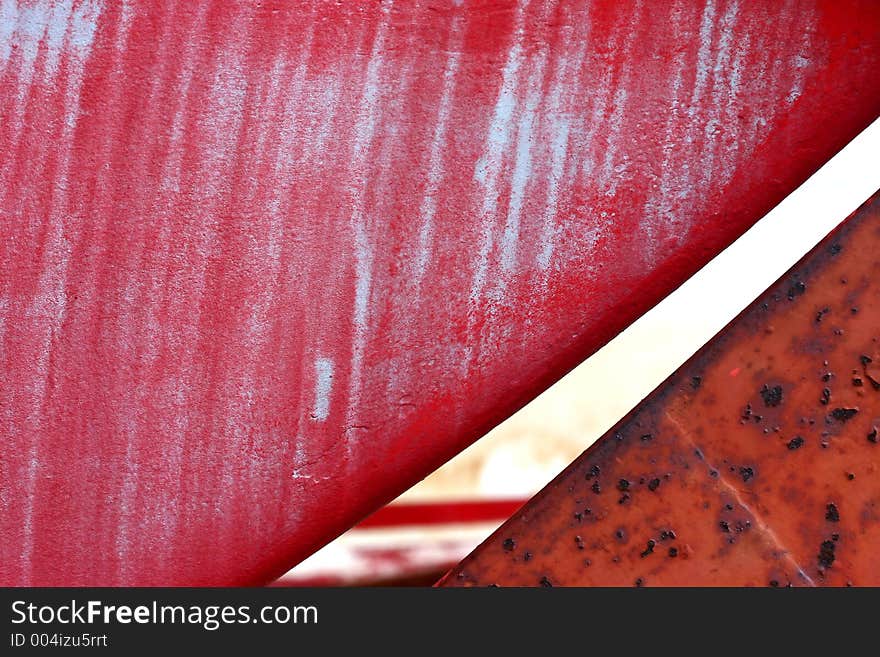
5 0 880 586
355 499 528 529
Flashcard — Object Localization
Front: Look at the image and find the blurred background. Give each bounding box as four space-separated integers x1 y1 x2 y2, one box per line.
275 119 880 586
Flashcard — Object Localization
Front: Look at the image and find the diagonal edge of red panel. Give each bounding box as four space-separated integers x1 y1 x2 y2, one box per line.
440 190 880 587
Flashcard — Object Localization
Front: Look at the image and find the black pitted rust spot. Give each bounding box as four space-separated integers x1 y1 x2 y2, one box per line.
869 427 878 444
502 538 516 552
853 377 864 387
640 433 653 442
634 578 644 588
539 576 553 588
815 307 830 323
822 372 832 382
617 478 631 492
668 547 678 558
769 580 779 588
523 551 532 562
825 503 840 523
719 520 731 533
830 407 859 422
585 464 600 480
618 493 631 505
861 355 873 366
648 478 661 492
659 529 676 541
591 482 601 494
818 540 836 569
787 436 805 450
830 243 842 255
640 540 655 558
847 472 855 481
615 529 626 541
761 384 783 407
820 388 831 405
691 376 702 390
739 466 755 483
787 280 806 300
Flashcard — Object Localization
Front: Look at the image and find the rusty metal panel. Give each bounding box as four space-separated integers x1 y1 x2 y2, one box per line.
440 192 880 587
3 1 880 585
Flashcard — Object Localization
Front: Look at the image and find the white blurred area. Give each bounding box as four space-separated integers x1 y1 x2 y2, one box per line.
279 118 880 585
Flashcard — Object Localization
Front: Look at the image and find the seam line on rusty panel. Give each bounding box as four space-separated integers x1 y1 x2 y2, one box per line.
665 411 817 586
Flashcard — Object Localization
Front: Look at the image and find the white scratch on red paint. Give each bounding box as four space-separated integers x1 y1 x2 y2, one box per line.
300 74 341 166
160 46 200 191
343 0 394 437
470 0 529 303
575 40 615 181
690 0 718 121
500 58 543 275
700 0 740 188
18 0 104 585
352 223 374 352
786 2 815 106
0 0 18 68
7 1 49 77
535 22 584 272
41 0 71 77
537 9 592 271
641 37 687 246
598 0 642 198
312 357 334 422
599 86 628 197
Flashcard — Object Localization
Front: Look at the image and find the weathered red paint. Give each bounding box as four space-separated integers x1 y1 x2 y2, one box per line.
2 1 880 585
440 192 880 587
355 499 526 529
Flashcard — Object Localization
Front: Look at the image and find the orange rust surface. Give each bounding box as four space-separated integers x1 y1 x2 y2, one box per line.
440 192 880 587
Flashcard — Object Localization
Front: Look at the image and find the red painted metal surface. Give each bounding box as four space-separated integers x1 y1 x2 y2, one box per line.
440 192 880 587
2 1 880 585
